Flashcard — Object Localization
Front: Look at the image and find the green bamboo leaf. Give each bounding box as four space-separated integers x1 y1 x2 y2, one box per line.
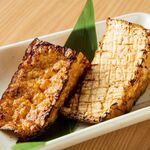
65 0 97 61
12 0 97 149
12 142 45 150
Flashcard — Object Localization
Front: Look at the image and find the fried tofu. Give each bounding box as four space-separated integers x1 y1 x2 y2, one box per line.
61 18 150 123
0 38 89 139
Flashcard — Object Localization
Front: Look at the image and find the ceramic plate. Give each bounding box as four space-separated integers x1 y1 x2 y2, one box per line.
0 12 150 150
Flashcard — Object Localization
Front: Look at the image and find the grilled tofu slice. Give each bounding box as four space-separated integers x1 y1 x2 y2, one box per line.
61 18 150 123
0 38 89 139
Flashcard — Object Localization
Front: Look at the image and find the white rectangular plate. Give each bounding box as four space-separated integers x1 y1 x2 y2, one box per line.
0 12 150 150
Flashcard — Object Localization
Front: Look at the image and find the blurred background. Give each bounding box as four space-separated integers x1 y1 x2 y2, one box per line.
0 0 149 46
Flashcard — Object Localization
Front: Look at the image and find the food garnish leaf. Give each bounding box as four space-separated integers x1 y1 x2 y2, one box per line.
65 0 97 61
12 142 45 150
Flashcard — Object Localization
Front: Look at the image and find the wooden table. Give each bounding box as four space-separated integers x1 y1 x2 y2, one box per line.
0 0 150 149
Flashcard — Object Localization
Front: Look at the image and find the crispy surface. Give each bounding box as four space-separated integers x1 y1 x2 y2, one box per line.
0 38 89 139
61 18 150 123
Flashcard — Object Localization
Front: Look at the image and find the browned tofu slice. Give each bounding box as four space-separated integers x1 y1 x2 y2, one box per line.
0 38 89 139
61 18 150 124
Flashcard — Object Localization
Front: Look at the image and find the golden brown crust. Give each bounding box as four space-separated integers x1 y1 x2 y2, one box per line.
0 38 89 139
61 18 150 124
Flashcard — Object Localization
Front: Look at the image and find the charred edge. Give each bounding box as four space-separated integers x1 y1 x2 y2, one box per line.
23 38 40 61
39 40 77 60
122 101 129 113
63 66 88 107
122 101 127 105
130 79 136 86
43 54 88 128
1 39 41 97
99 112 110 122
116 107 125 113
0 113 3 120
73 113 97 124
109 18 147 31
42 63 71 127
133 100 137 107
18 106 59 141
111 102 118 106
141 49 148 55
24 38 77 62
22 111 73 141
138 64 143 68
